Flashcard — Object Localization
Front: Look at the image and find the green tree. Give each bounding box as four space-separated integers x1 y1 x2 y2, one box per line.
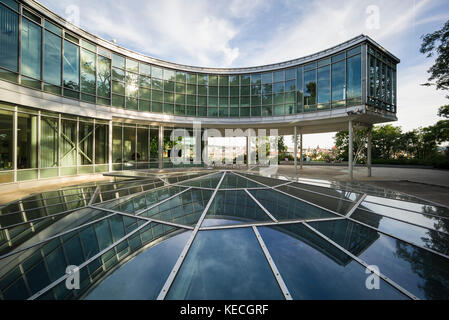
438 105 449 118
420 20 449 94
371 125 402 159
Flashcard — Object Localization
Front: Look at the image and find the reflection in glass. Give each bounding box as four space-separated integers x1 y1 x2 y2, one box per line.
166 228 284 300
21 17 41 79
258 224 407 299
63 40 80 91
309 219 449 299
43 30 61 85
203 190 272 227
249 189 338 221
86 230 191 300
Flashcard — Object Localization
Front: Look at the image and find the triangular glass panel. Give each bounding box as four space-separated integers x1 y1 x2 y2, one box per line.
108 185 188 214
202 190 273 227
248 189 338 221
219 172 265 189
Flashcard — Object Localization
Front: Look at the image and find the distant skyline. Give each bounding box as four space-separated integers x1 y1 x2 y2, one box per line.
38 0 449 148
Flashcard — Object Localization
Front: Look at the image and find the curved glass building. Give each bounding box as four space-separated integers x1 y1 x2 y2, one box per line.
2 0 449 303
0 0 400 184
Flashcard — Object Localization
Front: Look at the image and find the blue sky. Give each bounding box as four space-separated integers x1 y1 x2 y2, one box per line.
39 0 449 148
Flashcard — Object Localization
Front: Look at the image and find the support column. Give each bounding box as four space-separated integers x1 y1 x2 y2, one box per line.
108 120 112 172
13 107 17 182
367 125 372 177
158 125 163 169
299 130 303 170
246 136 250 169
348 120 353 180
293 126 298 173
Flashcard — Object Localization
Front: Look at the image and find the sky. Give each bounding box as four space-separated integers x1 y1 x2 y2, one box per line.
38 0 449 149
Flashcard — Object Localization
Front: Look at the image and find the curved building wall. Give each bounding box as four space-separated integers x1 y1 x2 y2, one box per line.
0 0 400 184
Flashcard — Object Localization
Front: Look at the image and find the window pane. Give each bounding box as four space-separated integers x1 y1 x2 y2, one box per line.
43 30 61 86
95 124 108 164
60 119 77 166
347 54 361 99
97 55 111 98
0 5 18 71
0 109 13 170
112 125 122 163
79 121 93 165
21 18 41 79
81 49 96 94
317 65 330 104
137 127 148 162
332 60 345 102
112 53 124 69
123 126 135 162
304 69 316 106
40 116 58 168
17 113 38 169
63 40 79 91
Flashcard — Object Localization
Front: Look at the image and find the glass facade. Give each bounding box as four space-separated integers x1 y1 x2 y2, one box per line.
0 0 399 184
0 0 397 118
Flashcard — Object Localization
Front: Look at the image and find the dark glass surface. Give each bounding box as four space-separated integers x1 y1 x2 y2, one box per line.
139 189 213 226
258 224 407 299
202 190 272 227
276 185 353 214
309 219 449 299
166 228 284 300
249 189 338 221
219 172 264 189
85 230 191 300
179 172 223 188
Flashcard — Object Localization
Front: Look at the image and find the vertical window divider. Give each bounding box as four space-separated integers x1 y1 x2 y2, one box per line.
37 110 41 180
13 106 18 182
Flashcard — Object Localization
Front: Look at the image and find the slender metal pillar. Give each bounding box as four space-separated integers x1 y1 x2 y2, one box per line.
348 120 353 180
158 125 163 169
246 136 250 169
299 130 303 170
367 125 372 177
13 107 17 182
293 126 298 173
108 120 113 172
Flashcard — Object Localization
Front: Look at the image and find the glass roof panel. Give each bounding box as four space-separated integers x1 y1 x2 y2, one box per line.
139 189 214 226
178 172 223 188
258 224 408 299
238 173 289 187
359 201 449 232
85 230 191 300
219 172 265 189
166 228 284 299
248 189 338 221
289 182 359 201
276 185 354 215
364 195 449 219
0 212 146 299
202 190 273 227
108 185 188 214
308 219 449 300
39 222 179 300
351 209 449 256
